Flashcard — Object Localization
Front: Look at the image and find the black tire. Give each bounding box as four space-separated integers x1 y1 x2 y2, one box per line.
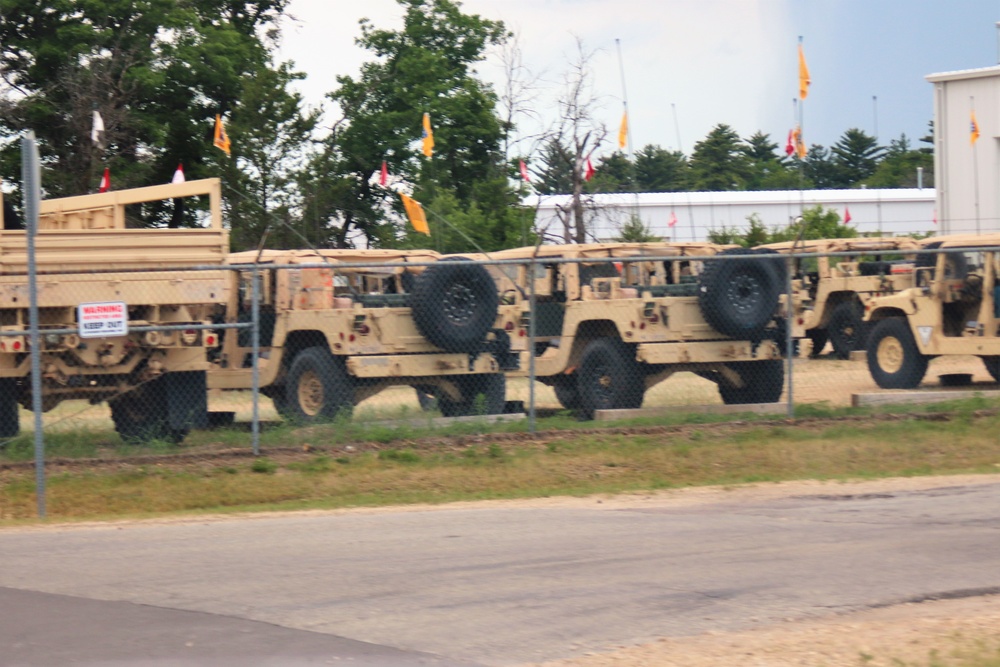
109 377 187 445
552 377 581 410
438 374 506 417
0 378 19 439
717 359 785 405
827 301 867 360
415 387 436 412
576 338 644 419
411 259 499 353
283 346 353 423
982 356 1000 383
806 328 829 358
866 318 928 389
698 249 782 339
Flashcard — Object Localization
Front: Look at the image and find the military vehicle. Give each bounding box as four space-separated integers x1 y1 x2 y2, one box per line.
0 179 229 442
207 250 520 421
760 237 921 359
863 233 1000 388
486 243 794 418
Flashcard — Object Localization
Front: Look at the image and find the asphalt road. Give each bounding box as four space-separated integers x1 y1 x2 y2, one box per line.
2 477 1000 666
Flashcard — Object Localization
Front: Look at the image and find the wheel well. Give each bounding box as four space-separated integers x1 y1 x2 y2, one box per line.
567 320 621 369
868 307 907 324
819 291 861 324
281 330 329 367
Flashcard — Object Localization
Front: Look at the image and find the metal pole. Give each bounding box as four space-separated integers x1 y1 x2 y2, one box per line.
251 266 261 456
21 132 45 518
527 260 537 433
785 256 795 419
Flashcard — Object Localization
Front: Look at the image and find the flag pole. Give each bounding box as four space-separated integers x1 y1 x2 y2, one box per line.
615 38 641 234
971 96 981 234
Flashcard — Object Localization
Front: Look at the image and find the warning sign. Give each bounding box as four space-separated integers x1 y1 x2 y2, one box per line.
78 301 128 338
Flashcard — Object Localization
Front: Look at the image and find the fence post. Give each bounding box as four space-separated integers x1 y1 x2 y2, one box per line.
21 132 46 518
785 254 795 419
528 259 537 433
250 266 261 456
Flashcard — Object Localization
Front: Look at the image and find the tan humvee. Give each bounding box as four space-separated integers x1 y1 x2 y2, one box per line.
0 179 229 442
863 233 1000 388
207 249 520 421
760 237 921 359
485 242 793 418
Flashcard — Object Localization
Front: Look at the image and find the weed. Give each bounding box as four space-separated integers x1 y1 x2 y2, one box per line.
378 449 421 463
250 458 278 474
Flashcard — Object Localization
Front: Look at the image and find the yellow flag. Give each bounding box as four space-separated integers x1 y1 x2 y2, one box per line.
798 43 810 100
399 192 430 235
794 126 807 158
618 111 628 150
421 112 434 157
970 110 981 145
213 114 231 156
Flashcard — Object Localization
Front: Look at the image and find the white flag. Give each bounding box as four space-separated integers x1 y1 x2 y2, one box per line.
172 163 185 184
91 110 105 148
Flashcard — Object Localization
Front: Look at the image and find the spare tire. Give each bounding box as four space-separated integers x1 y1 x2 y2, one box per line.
411 259 499 353
698 249 782 338
917 241 968 278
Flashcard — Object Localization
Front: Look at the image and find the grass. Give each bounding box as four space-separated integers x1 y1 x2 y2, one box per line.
2 396 1000 524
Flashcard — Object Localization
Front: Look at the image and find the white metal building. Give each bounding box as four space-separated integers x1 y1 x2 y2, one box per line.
525 189 936 243
927 65 1000 234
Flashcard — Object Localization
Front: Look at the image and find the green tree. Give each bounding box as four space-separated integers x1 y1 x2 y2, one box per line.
688 124 750 191
535 139 574 195
743 131 798 190
802 144 836 189
0 0 289 198
831 128 885 186
864 133 934 189
588 152 632 193
321 0 519 249
769 205 856 242
634 144 688 191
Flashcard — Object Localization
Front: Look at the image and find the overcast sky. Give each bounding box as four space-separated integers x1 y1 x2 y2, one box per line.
276 0 1000 160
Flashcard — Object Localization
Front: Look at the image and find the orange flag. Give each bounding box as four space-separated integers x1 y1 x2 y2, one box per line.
421 113 434 157
213 114 231 156
399 192 430 235
618 111 628 150
971 110 980 145
798 41 810 100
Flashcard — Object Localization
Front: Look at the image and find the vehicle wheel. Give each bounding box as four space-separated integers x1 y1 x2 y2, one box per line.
0 378 19 438
552 377 581 410
806 328 829 358
827 301 867 360
576 338 644 419
866 318 928 389
698 249 782 339
411 259 499 353
717 359 785 404
284 346 353 423
982 356 1000 383
109 377 187 445
415 387 436 412
438 374 506 417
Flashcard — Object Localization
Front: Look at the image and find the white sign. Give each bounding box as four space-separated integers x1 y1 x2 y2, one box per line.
78 301 128 338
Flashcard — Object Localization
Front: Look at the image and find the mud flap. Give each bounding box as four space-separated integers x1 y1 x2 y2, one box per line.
165 371 208 430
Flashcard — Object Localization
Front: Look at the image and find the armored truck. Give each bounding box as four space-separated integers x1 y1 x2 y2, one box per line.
863 233 1000 388
0 179 230 442
487 243 794 418
207 250 519 421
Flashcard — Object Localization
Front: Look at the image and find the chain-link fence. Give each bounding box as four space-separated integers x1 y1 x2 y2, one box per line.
5 243 1000 515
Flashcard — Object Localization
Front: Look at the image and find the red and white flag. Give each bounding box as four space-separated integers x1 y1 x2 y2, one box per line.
932 208 937 225
843 206 852 224
172 163 185 184
379 160 389 186
519 159 530 183
584 157 595 182
98 167 110 193
785 129 795 156
668 211 677 228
